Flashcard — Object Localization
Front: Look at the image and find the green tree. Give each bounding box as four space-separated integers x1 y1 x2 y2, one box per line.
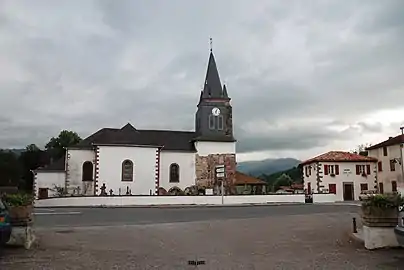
273 173 293 192
18 144 46 191
351 143 371 156
0 150 21 187
45 130 82 160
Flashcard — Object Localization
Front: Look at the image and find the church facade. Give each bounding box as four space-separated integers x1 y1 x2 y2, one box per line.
35 51 237 198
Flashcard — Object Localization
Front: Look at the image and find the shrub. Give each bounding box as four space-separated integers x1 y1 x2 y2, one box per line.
362 193 404 209
3 193 34 207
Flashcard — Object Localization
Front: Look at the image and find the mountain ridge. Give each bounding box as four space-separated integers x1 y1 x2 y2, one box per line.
237 158 301 177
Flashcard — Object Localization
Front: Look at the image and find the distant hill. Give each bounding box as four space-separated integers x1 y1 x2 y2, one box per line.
0 148 25 156
237 158 301 177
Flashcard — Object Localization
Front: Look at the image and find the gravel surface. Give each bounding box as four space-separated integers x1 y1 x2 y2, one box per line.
1 212 403 269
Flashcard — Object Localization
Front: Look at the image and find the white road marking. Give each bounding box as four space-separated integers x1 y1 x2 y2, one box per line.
34 208 55 212
34 211 82 215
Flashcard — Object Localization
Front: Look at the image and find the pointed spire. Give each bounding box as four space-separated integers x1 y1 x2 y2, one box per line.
222 84 228 98
202 51 223 98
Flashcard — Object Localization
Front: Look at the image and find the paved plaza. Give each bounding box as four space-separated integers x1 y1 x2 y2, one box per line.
0 205 403 269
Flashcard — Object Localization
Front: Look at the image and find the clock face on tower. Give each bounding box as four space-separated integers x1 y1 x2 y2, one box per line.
212 107 221 116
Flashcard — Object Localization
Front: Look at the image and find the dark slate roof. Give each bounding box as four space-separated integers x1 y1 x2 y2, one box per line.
366 135 404 150
202 52 224 99
36 155 66 172
74 123 197 152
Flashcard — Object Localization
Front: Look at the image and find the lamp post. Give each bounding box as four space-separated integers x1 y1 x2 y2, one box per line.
400 127 404 194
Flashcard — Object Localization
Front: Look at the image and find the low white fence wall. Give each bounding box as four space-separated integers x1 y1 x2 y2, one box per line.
312 193 337 203
35 194 305 207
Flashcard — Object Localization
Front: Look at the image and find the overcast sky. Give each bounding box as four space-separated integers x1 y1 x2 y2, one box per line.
1 0 404 162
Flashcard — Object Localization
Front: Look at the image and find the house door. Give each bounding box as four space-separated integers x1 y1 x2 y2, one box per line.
307 182 311 194
38 188 48 199
379 183 384 194
343 183 354 201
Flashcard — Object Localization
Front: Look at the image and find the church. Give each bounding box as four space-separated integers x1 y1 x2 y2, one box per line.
34 50 237 198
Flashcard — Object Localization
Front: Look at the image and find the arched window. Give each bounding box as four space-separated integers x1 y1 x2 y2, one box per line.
82 161 93 181
169 163 180 183
122 160 134 182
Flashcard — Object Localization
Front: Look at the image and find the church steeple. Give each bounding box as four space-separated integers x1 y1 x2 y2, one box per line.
195 47 235 142
202 51 223 99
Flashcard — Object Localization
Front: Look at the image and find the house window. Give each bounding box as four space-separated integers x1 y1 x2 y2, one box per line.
305 166 312 177
82 161 93 181
169 163 180 183
121 160 134 181
377 161 382 172
379 182 384 194
360 183 368 191
356 165 371 175
328 184 336 194
390 159 396 171
383 146 388 156
392 181 397 192
324 164 339 175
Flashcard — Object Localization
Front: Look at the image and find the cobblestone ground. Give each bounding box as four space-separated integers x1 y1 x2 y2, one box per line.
0 212 403 270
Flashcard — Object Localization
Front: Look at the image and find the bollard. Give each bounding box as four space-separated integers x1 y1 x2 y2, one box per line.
352 217 357 233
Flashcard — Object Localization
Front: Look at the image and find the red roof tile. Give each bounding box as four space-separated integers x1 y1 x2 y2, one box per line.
300 151 377 166
234 171 267 185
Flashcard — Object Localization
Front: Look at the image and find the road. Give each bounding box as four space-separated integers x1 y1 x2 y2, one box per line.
33 204 360 228
2 204 403 269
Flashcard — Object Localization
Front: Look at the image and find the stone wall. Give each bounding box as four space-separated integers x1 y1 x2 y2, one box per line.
195 153 236 194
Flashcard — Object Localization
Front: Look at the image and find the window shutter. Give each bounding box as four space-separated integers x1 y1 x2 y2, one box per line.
356 165 360 175
366 164 371 175
324 165 329 175
305 167 308 177
335 165 339 175
378 161 382 172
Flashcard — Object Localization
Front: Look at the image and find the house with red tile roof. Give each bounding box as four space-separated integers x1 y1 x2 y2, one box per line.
366 134 404 194
234 171 267 195
300 151 377 201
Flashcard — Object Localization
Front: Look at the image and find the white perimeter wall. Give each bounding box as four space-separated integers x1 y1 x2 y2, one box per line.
312 194 337 203
35 194 305 207
67 149 95 193
159 151 196 191
194 141 236 156
97 146 157 196
35 172 66 199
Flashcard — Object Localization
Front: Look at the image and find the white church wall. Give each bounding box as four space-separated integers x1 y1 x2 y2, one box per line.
194 141 236 156
35 172 66 199
66 149 95 194
97 146 157 195
159 151 196 191
35 194 306 207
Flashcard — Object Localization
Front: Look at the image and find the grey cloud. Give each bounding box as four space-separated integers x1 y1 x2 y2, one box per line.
0 0 403 156
357 122 384 133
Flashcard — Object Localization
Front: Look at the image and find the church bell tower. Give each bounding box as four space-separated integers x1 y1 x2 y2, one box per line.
195 49 235 142
194 44 237 195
